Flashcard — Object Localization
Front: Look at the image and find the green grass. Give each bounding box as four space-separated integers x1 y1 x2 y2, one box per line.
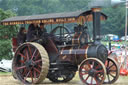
101 41 126 46
0 72 11 75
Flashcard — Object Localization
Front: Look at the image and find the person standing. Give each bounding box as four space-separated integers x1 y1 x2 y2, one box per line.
17 27 26 45
26 23 39 41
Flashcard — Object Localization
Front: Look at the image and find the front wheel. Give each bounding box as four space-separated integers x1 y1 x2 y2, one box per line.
79 58 106 85
103 57 119 84
12 42 49 84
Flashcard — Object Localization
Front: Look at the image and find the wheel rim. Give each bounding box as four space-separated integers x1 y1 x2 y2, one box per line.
12 43 49 84
79 58 106 85
104 57 119 84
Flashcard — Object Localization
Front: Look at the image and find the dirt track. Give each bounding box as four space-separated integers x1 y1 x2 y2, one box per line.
0 74 128 85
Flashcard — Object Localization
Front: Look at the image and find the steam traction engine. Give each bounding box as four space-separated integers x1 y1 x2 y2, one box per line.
1 8 119 85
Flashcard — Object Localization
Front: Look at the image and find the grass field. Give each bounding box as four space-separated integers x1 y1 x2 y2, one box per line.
0 72 128 85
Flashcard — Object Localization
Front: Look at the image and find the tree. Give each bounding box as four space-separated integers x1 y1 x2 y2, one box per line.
101 6 125 37
0 8 18 60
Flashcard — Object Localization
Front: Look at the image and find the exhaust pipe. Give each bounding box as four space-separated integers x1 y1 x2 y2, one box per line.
92 8 101 43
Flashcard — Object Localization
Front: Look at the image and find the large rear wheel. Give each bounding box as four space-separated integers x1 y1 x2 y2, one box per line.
12 42 49 84
79 58 106 85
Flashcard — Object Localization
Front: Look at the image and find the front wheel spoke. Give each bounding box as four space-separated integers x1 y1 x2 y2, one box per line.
81 66 89 71
109 73 116 78
97 73 104 79
84 75 89 82
16 66 26 70
94 77 99 85
107 60 110 67
108 64 115 69
109 69 117 72
96 69 104 73
107 74 110 82
92 61 95 68
95 64 101 69
80 72 88 76
91 77 93 84
86 62 91 69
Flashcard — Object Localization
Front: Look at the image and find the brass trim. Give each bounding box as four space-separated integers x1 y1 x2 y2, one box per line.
85 46 89 59
62 55 67 60
78 32 82 44
69 47 73 54
91 8 101 12
60 48 64 54
72 32 77 44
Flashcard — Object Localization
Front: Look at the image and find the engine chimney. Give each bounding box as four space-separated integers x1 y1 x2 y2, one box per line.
92 8 101 43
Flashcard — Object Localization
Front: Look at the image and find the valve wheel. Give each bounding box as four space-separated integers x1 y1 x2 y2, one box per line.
12 42 49 84
79 58 106 85
103 57 119 84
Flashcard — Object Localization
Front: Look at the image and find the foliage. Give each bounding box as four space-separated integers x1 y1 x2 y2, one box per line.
102 6 125 37
0 8 18 60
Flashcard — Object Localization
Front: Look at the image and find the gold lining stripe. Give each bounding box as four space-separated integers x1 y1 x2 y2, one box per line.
85 46 89 59
60 48 64 54
69 47 73 54
78 32 82 44
72 33 77 44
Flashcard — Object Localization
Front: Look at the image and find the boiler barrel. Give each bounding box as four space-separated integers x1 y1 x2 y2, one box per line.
60 44 108 64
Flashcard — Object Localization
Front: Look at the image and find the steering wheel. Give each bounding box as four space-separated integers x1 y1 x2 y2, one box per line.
50 26 72 42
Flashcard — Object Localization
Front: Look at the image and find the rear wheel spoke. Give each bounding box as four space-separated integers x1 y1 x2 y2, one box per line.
25 48 29 61
33 67 40 74
16 66 26 70
24 70 31 82
31 49 37 60
19 60 25 63
35 52 39 60
34 59 42 63
18 53 26 59
27 44 32 57
30 71 34 83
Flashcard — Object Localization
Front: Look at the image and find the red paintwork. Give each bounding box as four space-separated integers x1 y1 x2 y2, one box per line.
12 37 18 52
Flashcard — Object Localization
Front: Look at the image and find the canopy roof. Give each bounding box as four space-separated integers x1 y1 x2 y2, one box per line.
1 10 107 25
